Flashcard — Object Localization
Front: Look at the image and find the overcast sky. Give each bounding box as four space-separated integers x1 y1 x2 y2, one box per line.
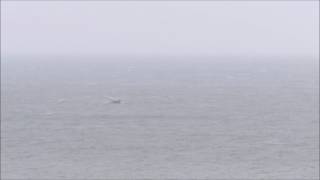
1 1 319 59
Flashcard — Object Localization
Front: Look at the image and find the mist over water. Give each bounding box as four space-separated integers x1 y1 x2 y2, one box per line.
2 1 318 178
1 57 318 179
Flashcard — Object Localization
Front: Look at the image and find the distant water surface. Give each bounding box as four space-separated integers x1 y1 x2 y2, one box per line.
1 58 319 179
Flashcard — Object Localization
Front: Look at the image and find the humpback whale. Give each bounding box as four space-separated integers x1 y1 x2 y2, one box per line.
104 96 121 104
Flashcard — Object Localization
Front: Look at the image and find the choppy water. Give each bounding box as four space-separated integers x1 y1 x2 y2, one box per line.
1 58 319 179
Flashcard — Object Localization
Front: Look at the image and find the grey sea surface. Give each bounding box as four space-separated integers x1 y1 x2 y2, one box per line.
1 58 319 179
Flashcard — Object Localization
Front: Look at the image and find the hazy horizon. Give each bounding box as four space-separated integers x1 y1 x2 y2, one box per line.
1 1 319 179
1 1 319 59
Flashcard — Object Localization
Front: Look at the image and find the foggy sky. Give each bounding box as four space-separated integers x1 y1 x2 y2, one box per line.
1 1 319 59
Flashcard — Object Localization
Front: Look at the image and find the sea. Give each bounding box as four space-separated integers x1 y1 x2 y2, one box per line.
1 57 319 179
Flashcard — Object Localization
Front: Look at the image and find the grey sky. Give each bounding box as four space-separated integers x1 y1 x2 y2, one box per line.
1 1 319 58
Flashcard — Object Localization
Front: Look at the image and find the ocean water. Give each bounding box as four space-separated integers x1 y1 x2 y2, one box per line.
1 58 319 179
